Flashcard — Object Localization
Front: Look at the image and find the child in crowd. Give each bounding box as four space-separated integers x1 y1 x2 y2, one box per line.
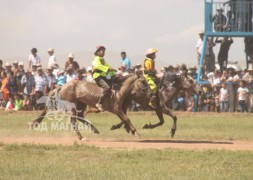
14 94 23 111
56 70 66 86
237 80 249 112
5 97 15 111
219 83 229 112
22 94 30 111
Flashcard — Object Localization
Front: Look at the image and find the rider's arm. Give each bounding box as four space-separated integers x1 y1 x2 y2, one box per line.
92 56 110 73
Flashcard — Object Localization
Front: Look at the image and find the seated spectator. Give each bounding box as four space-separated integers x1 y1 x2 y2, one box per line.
46 66 57 91
5 97 15 111
219 83 229 112
75 68 86 81
22 94 30 111
212 7 227 32
184 91 195 112
14 94 23 111
66 66 77 83
237 80 249 113
86 66 95 83
56 70 66 86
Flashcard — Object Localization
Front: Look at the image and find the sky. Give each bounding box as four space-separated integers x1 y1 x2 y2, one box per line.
0 0 247 69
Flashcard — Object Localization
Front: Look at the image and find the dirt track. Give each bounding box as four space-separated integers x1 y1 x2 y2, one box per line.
1 136 253 151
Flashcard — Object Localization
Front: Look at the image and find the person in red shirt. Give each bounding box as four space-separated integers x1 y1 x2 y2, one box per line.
65 53 80 72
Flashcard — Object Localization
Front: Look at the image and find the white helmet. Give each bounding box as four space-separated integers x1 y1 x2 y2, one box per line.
68 53 74 58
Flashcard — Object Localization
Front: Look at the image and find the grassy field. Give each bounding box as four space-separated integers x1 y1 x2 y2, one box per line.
0 111 253 140
0 111 253 179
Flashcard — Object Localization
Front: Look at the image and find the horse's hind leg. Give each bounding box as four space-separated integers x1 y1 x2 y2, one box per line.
71 108 84 140
30 108 47 128
111 98 129 130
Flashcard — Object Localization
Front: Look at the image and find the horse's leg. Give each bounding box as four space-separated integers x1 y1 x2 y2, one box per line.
143 106 165 129
71 108 84 140
30 108 47 128
76 103 100 134
111 98 130 130
117 111 140 137
161 105 177 138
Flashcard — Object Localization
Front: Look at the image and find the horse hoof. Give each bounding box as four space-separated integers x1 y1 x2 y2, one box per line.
111 125 117 130
134 131 141 137
171 129 176 138
81 137 87 141
143 124 149 129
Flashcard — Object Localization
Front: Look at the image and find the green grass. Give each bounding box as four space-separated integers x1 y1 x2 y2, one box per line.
0 112 253 179
0 111 253 140
0 143 252 180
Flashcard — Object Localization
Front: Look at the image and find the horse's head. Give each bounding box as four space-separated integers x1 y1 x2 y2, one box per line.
177 74 202 95
131 76 152 100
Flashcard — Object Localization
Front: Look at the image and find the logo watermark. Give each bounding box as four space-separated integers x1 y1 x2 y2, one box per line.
28 90 92 132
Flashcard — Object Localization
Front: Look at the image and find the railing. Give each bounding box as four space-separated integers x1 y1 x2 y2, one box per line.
205 0 253 37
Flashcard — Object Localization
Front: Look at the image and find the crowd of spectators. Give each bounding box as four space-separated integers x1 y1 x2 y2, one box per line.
0 46 252 113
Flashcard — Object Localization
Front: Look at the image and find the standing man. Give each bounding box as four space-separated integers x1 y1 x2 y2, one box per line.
34 67 48 110
120 51 131 71
21 69 35 110
196 30 209 75
47 48 56 67
215 37 233 73
29 48 41 71
144 48 158 109
65 53 79 72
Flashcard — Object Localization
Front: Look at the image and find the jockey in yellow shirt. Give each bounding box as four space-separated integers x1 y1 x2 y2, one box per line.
92 45 115 111
144 48 158 109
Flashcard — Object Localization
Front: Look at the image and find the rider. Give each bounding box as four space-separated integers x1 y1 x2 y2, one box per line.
92 45 115 111
144 48 158 109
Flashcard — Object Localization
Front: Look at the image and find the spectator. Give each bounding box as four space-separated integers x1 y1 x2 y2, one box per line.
0 71 9 107
116 63 129 77
0 60 5 74
242 67 253 83
206 40 216 73
196 30 209 75
75 68 86 81
5 97 15 111
21 69 35 110
65 53 79 72
56 70 66 86
244 37 253 68
51 63 60 79
86 67 95 83
46 67 56 91
47 48 56 67
5 62 13 74
185 91 195 112
12 61 19 76
219 83 230 112
66 66 77 83
120 51 131 71
225 10 237 31
22 94 30 111
16 62 25 94
237 80 249 112
14 94 23 111
212 7 227 32
28 48 41 71
34 67 48 110
7 71 18 98
215 37 233 73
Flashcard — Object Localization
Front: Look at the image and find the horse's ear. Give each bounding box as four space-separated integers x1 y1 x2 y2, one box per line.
135 70 143 78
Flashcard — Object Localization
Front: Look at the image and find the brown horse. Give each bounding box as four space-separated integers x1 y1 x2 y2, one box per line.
31 75 152 140
88 71 202 137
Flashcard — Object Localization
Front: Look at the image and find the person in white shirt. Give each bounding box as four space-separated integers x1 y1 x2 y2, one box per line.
66 66 77 83
237 80 249 112
196 30 209 69
47 48 56 67
34 67 48 109
29 48 41 71
219 83 230 112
